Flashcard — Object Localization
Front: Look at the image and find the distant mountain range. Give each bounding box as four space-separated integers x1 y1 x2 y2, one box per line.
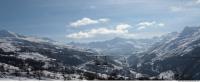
0 26 200 80
69 37 162 56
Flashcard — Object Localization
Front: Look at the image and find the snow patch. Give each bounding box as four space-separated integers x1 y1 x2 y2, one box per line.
0 42 20 52
18 52 51 61
158 70 174 80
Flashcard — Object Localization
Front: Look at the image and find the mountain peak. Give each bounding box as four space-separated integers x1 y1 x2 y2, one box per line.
179 26 200 38
110 37 126 41
113 37 123 40
0 29 18 37
0 29 10 33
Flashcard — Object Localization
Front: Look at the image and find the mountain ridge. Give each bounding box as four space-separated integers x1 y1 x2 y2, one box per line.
129 26 200 80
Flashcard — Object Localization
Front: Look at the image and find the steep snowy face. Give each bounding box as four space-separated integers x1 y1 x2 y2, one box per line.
134 26 200 79
149 27 200 60
128 32 179 71
179 27 200 38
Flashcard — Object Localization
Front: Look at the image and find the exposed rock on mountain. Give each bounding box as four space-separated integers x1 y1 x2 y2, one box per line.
130 26 200 80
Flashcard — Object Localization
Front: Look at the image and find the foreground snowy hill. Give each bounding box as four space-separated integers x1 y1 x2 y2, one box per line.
0 30 103 80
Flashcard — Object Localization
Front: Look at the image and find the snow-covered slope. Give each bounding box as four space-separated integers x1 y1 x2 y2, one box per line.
0 30 101 80
0 30 141 80
133 26 200 80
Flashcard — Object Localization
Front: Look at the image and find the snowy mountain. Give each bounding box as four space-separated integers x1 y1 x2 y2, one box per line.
69 37 161 56
0 30 103 80
0 30 97 64
0 30 142 80
130 26 200 80
1 26 200 80
0 30 19 37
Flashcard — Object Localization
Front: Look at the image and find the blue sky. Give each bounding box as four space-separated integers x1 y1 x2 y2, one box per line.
0 0 200 42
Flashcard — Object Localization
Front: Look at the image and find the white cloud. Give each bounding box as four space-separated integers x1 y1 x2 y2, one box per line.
170 6 185 12
66 31 91 39
98 18 110 23
158 23 165 27
138 21 156 26
69 17 109 27
137 21 165 30
66 24 131 39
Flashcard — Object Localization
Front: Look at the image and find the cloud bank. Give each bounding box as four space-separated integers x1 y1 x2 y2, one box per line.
69 17 109 27
137 21 165 30
66 24 131 39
